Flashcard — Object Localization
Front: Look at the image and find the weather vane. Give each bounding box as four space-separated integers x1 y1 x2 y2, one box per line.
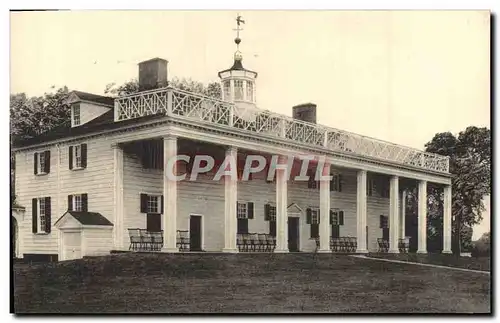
233 13 245 50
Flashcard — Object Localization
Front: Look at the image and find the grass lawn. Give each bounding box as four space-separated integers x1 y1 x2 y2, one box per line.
13 253 490 314
367 253 491 272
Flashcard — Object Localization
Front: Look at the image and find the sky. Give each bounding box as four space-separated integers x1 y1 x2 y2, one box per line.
9 10 491 237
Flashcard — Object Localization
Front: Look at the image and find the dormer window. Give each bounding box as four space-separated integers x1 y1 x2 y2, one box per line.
234 80 243 100
246 81 254 102
72 104 81 126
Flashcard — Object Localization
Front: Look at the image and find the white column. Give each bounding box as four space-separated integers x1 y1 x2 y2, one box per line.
113 144 124 250
356 170 368 253
162 136 179 252
417 180 427 253
275 155 289 253
318 162 331 253
442 185 452 253
400 190 406 239
388 176 400 253
222 147 238 252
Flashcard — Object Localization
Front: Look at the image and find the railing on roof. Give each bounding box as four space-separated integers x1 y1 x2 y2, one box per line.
114 87 450 173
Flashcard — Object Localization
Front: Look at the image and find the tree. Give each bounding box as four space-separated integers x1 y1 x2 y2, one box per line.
407 126 491 254
104 77 222 99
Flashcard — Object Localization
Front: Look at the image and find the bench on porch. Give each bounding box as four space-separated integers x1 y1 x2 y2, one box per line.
176 230 190 251
377 238 410 253
314 236 357 253
128 228 164 252
237 233 276 252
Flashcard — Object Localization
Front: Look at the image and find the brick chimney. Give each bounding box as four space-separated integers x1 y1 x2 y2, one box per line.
292 103 317 124
138 58 169 92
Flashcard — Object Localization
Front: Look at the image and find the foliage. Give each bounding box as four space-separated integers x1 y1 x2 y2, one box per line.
471 232 490 257
406 126 491 253
104 77 222 99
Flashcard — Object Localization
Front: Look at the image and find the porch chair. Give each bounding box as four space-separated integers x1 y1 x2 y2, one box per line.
176 230 190 251
236 233 244 252
242 233 251 252
257 234 267 252
128 228 142 251
140 230 153 251
249 233 258 252
150 231 164 251
377 238 389 252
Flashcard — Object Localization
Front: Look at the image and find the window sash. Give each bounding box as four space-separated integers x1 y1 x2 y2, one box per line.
73 106 81 125
311 209 319 224
234 80 243 100
73 194 83 211
237 202 248 219
269 205 277 221
38 198 46 233
246 82 253 101
331 175 340 191
38 152 45 173
74 145 82 168
223 81 231 99
147 195 161 214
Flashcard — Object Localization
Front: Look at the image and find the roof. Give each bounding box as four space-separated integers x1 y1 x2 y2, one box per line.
218 59 258 78
72 90 115 107
12 110 161 148
54 211 113 226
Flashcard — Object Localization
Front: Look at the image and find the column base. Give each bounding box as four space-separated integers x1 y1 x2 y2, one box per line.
161 247 179 253
356 249 369 254
274 249 289 253
416 250 427 254
442 250 453 254
388 249 400 254
317 249 332 253
221 248 239 253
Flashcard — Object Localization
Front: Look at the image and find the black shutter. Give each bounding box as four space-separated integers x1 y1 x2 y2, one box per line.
34 152 38 175
45 197 51 233
82 193 88 212
161 195 164 214
317 210 321 223
306 208 312 224
264 204 270 221
140 194 148 213
330 177 334 191
338 175 342 192
44 150 51 173
329 210 334 225
379 215 384 228
67 195 73 211
69 146 73 170
32 198 38 233
382 228 389 241
81 144 87 169
247 202 254 219
339 211 344 225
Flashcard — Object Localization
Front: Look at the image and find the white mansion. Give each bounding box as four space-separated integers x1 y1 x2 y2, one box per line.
12 24 453 261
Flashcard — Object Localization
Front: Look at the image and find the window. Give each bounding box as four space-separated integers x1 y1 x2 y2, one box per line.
268 205 277 222
147 195 162 214
367 178 374 196
237 202 248 219
223 81 231 100
34 150 50 175
237 201 253 234
307 169 318 189
38 152 46 174
330 174 341 192
309 208 320 238
73 194 83 212
73 104 81 126
32 197 51 234
234 80 243 100
246 81 254 102
74 145 82 168
38 198 46 233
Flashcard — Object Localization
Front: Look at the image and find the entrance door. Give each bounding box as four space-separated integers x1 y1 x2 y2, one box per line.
288 217 300 252
63 232 82 260
189 215 202 251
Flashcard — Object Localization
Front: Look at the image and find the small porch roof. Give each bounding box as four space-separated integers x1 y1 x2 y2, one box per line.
54 211 113 228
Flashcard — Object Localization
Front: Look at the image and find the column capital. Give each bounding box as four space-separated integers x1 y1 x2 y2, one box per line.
163 134 177 141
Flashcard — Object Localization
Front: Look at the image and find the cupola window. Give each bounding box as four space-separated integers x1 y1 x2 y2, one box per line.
246 81 254 102
234 80 243 100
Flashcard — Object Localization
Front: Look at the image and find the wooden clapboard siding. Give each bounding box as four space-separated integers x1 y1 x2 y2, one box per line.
14 137 114 256
82 228 113 256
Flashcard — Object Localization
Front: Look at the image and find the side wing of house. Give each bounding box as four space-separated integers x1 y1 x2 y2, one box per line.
15 136 114 259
